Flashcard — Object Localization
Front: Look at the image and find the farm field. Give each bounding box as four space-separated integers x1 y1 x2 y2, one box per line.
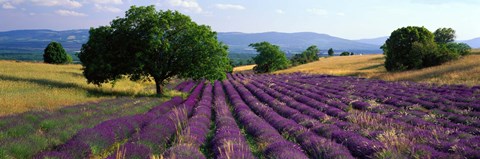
26 73 480 159
275 51 480 86
0 60 183 116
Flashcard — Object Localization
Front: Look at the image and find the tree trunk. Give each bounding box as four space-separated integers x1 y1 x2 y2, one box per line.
154 78 163 95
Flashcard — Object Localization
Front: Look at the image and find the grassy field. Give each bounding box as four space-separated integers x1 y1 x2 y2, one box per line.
233 64 256 73
0 97 165 158
272 50 480 86
0 60 181 116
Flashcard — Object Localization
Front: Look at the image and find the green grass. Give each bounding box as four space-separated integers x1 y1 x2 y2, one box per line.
0 97 166 158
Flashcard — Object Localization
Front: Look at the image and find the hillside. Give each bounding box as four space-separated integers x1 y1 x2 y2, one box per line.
354 36 389 46
0 29 383 55
463 37 480 48
273 51 480 86
218 32 382 54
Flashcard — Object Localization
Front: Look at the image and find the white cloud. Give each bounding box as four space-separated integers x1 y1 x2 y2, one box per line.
29 12 35 15
157 0 202 13
2 2 15 9
215 3 245 10
67 35 76 40
55 9 87 16
94 4 121 13
307 8 328 16
31 0 82 8
336 12 346 16
275 9 284 14
90 0 122 5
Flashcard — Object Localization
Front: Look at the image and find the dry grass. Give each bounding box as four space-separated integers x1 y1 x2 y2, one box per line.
275 55 386 76
272 50 480 86
374 54 480 86
233 64 256 73
0 60 179 116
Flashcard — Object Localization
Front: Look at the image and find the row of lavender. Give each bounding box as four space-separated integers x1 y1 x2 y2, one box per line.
233 73 479 158
36 81 200 158
36 72 479 159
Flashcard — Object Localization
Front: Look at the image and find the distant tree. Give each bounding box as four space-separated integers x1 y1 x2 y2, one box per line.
328 48 334 56
43 42 71 64
434 28 456 44
79 6 230 95
250 41 290 73
350 52 354 55
304 45 320 61
290 45 319 66
339 52 351 56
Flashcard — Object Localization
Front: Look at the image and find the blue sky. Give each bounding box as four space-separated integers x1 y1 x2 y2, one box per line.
0 0 479 40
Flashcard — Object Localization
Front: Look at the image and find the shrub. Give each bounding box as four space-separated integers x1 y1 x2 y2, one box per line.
339 52 351 56
43 42 70 64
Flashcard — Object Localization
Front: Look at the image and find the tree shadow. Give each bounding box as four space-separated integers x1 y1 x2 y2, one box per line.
0 74 159 98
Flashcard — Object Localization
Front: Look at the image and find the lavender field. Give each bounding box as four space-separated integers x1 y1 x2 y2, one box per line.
33 73 480 159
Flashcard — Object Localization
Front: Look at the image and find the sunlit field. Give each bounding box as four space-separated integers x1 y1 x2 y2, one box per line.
273 51 480 86
0 60 182 116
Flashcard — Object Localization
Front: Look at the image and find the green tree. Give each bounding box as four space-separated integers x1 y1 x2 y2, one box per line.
291 45 319 66
78 6 230 95
304 45 319 62
250 41 290 73
446 42 471 56
339 52 351 56
383 26 436 71
328 48 334 56
43 42 71 64
434 28 456 44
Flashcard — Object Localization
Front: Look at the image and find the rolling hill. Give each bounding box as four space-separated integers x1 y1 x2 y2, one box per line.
217 32 382 54
463 37 480 48
354 36 388 46
0 29 382 54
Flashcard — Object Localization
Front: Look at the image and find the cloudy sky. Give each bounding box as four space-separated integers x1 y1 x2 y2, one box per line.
0 0 479 40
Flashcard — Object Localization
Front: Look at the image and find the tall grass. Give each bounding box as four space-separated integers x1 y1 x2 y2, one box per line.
0 60 177 116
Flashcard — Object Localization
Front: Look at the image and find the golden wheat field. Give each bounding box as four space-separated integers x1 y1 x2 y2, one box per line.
0 61 182 116
273 51 480 86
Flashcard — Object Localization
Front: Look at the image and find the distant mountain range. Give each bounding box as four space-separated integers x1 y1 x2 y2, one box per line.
0 29 478 54
354 36 389 46
217 32 381 54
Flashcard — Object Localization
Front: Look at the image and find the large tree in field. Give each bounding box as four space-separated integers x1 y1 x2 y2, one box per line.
250 42 289 73
78 5 230 95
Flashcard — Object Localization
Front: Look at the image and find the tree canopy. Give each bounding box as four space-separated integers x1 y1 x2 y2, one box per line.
383 26 471 72
43 42 71 64
434 28 456 44
78 5 230 95
291 45 319 66
250 41 290 73
328 48 334 56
